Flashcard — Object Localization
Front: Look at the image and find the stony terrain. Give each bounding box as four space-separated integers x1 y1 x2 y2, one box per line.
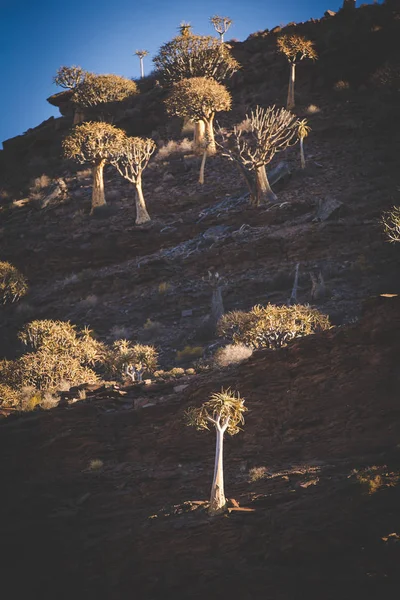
0 3 400 599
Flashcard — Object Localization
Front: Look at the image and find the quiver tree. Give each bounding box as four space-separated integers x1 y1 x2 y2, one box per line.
219 105 299 206
298 119 311 169
210 15 233 44
165 77 231 167
53 65 87 90
111 136 156 224
72 73 138 121
153 30 239 85
277 35 317 109
63 122 126 213
135 50 149 78
104 339 158 382
185 389 247 515
53 65 88 123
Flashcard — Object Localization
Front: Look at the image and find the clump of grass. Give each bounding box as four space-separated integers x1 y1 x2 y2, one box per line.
214 344 253 368
169 367 185 379
333 80 350 91
176 345 203 362
249 466 268 482
0 261 28 304
306 104 320 114
158 282 171 294
156 138 193 160
87 459 104 471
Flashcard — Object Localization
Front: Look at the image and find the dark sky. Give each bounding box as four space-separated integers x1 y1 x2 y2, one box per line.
0 1 370 146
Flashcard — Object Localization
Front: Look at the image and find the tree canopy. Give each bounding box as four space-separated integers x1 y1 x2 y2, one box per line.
153 32 239 84
72 73 138 108
165 77 231 121
63 122 126 165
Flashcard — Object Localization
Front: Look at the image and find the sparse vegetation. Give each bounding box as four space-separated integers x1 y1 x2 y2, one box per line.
0 261 28 304
63 122 126 213
176 346 203 362
185 388 247 515
218 304 330 349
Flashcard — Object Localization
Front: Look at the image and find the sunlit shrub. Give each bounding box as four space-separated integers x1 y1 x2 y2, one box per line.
218 304 330 349
213 343 253 368
0 261 28 304
104 339 157 378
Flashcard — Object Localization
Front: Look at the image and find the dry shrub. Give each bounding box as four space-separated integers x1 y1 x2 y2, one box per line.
306 104 320 114
333 80 350 91
104 339 157 378
30 174 51 192
156 138 193 160
9 320 105 393
176 345 203 362
169 367 185 378
0 261 28 304
370 62 400 92
353 466 400 495
158 281 171 294
249 466 268 482
218 304 330 350
214 343 253 368
109 325 132 340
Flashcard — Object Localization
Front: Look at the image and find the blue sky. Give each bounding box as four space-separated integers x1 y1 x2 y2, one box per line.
0 0 370 146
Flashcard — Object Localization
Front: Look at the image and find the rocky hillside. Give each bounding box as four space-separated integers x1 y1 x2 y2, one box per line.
0 3 400 598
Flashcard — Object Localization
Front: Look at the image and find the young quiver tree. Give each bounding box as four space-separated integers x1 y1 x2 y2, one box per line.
53 65 87 90
72 73 138 121
112 136 156 224
219 105 299 206
298 119 311 169
63 122 126 213
186 389 247 515
277 35 317 109
165 77 231 168
53 65 88 123
210 15 233 44
0 262 28 304
135 50 149 78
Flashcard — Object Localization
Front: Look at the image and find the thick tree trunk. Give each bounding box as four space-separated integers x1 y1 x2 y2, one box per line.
287 62 296 110
300 137 306 169
91 161 106 213
135 177 151 224
254 165 278 206
193 120 206 154
199 150 207 184
209 426 226 515
204 115 216 155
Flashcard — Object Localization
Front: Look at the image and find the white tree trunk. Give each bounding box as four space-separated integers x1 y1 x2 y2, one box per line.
193 120 206 154
91 161 106 213
209 424 227 515
204 115 216 155
199 150 207 184
135 177 151 224
300 137 306 169
287 62 296 110
140 57 144 79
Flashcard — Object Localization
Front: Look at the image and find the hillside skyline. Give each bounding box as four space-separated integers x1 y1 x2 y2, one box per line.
1 0 373 147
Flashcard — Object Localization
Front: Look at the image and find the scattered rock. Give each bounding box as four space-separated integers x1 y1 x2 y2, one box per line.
313 197 343 222
202 225 231 242
39 178 68 209
324 10 336 17
173 384 188 393
163 172 175 183
181 309 193 317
